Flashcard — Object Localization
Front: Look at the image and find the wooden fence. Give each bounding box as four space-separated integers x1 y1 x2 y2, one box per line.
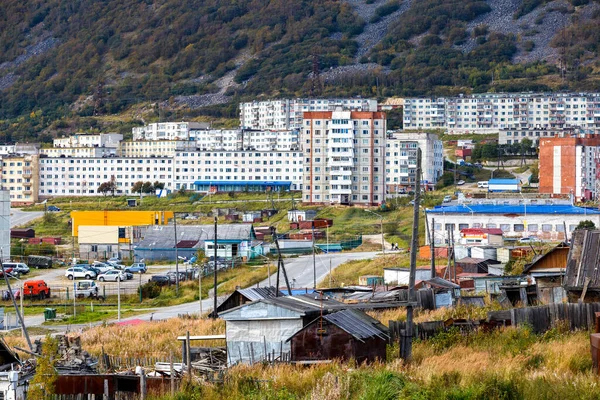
389 302 600 343
101 355 182 371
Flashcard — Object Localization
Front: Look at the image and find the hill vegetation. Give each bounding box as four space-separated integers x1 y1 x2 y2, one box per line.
0 0 599 141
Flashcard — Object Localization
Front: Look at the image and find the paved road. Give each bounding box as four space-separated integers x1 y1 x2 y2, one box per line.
10 209 43 228
22 251 380 330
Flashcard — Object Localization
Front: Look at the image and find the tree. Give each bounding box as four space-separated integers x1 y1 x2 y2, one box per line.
153 181 165 190
28 335 59 400
575 220 596 230
97 181 115 196
131 181 144 194
142 181 154 194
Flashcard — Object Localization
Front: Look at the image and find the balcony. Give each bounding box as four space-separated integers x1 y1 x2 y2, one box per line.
23 190 32 195
330 188 352 195
23 181 32 187
327 150 354 158
328 158 354 167
330 169 352 176
23 173 32 179
330 178 352 186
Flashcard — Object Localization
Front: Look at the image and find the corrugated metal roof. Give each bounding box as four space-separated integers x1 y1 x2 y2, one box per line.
427 204 600 215
426 277 460 289
322 309 389 341
237 286 282 301
134 224 254 249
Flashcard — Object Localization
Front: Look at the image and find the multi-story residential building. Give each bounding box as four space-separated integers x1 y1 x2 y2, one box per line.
194 129 300 152
39 157 174 196
240 98 378 130
119 140 196 158
403 93 600 134
538 136 600 201
132 122 210 141
174 150 303 192
302 110 386 206
1 154 39 205
498 127 575 146
0 145 15 155
385 132 444 193
40 147 117 158
54 133 122 148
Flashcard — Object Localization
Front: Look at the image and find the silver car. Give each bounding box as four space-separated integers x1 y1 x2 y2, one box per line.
97 269 127 282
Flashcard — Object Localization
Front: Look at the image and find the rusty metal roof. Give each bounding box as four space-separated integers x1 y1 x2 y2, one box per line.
321 309 389 341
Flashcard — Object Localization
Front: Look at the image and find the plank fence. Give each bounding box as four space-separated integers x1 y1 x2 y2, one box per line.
101 355 182 371
389 302 600 343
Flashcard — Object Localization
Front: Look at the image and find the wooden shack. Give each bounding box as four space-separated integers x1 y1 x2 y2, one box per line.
523 242 568 304
10 228 34 239
565 230 600 302
288 309 388 364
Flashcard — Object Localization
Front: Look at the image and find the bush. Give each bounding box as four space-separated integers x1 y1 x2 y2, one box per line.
140 281 162 299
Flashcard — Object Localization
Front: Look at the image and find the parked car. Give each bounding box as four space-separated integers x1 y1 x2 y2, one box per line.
443 195 452 203
125 263 147 274
21 280 51 300
150 275 170 286
82 265 102 276
457 180 466 185
75 280 102 299
65 267 96 280
107 257 122 264
0 267 15 278
3 262 29 275
27 255 53 269
123 271 134 280
47 205 60 212
166 271 187 284
519 236 541 243
92 262 113 273
97 269 126 282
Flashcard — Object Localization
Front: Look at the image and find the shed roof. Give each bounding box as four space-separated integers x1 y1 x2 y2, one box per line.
135 224 254 249
287 309 388 342
523 242 569 273
236 286 283 301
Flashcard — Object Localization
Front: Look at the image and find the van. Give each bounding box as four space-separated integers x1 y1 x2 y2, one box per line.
22 280 51 300
27 255 53 269
477 181 489 188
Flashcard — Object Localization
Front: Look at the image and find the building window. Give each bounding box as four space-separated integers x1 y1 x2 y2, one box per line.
542 224 553 232
514 224 524 232
528 224 538 232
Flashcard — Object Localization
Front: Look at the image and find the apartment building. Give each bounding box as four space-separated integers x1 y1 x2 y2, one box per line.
302 110 386 206
132 122 210 141
403 93 600 134
40 147 117 158
174 150 303 192
119 140 195 158
240 98 378 130
385 132 443 193
538 136 600 200
194 129 300 152
39 157 174 196
0 191 9 260
1 154 39 205
498 127 575 146
54 133 122 148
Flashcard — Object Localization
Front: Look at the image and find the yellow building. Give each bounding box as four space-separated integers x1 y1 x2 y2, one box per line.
1 154 39 205
71 210 174 237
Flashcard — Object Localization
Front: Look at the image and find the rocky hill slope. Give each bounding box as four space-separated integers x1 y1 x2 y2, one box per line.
0 0 598 140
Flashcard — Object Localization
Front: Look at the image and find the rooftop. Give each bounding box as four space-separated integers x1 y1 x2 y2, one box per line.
427 204 600 215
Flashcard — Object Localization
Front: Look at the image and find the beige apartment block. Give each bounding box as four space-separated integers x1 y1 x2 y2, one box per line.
1 154 39 205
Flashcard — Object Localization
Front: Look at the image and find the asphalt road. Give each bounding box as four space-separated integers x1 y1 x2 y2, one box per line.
10 209 44 227
22 251 380 330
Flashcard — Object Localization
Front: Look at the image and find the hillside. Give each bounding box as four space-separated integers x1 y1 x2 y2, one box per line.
0 0 599 141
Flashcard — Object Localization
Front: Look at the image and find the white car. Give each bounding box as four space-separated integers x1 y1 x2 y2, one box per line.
65 267 97 280
443 195 452 203
97 269 126 282
107 257 122 264
92 262 113 273
457 180 466 185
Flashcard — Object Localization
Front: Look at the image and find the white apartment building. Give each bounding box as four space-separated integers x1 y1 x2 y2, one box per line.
1 154 39 205
498 127 574 146
0 190 9 261
53 133 122 148
40 147 117 158
195 129 300 152
240 98 378 130
39 157 174 196
119 140 196 157
132 122 210 141
0 145 15 155
174 150 303 192
385 132 444 193
302 110 386 206
403 93 600 134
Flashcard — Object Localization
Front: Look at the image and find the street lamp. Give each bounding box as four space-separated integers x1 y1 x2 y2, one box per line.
364 209 385 255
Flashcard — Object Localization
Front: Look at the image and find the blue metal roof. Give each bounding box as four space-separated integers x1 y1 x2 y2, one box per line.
488 179 520 184
427 204 600 215
194 180 292 186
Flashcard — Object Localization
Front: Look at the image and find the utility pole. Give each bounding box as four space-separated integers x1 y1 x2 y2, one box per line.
174 213 179 295
403 148 421 362
312 226 316 289
429 218 436 278
213 217 218 319
2 260 32 350
117 272 121 321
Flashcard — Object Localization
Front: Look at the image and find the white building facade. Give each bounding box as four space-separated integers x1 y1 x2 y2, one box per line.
386 132 443 192
39 156 174 196
403 93 600 134
132 122 210 141
240 98 378 130
302 110 386 206
53 133 122 148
